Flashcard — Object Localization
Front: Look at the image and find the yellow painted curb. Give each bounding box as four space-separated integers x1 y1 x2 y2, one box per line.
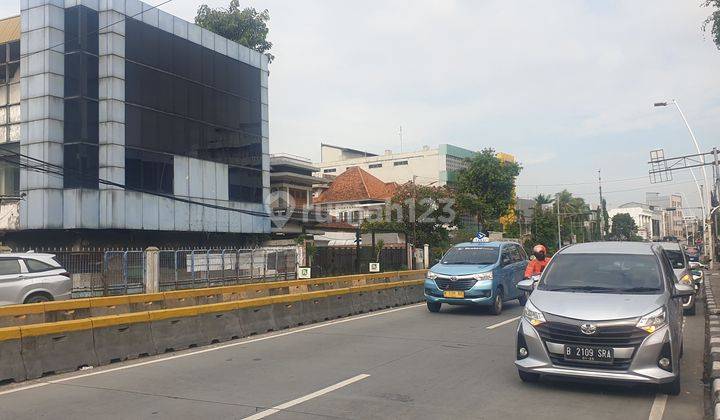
91 312 151 329
0 326 21 341
21 319 93 337
89 296 130 308
148 306 199 321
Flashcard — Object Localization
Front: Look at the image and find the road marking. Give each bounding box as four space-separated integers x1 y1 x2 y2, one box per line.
241 374 370 420
486 316 521 330
0 304 424 397
648 394 667 420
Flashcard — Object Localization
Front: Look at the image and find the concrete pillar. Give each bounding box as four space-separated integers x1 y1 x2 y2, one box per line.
423 244 430 269
145 247 160 293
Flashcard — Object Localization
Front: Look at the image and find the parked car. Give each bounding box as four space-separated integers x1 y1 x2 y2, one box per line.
514 242 693 395
0 253 72 306
424 241 528 315
658 241 696 315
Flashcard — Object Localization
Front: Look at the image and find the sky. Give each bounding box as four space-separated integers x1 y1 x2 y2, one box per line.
4 0 720 215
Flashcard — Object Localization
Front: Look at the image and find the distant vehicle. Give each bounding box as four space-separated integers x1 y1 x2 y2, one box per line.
685 246 700 263
515 242 693 395
659 241 696 315
0 253 72 306
424 241 528 315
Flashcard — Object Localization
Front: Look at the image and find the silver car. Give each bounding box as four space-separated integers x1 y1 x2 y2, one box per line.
658 241 697 315
0 253 72 305
514 242 694 395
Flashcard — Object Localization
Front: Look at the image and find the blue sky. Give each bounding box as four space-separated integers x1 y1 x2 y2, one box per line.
4 0 720 214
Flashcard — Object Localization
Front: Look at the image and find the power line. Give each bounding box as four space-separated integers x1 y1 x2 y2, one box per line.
18 0 174 61
516 175 649 188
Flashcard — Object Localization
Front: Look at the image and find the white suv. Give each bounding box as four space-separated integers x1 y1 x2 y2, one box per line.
0 253 72 305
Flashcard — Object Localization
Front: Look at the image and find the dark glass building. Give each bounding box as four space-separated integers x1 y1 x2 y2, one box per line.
2 0 270 245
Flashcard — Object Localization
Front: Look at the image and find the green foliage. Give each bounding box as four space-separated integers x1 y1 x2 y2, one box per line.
195 0 275 62
373 239 385 262
456 148 522 230
362 183 456 250
610 213 641 241
533 194 554 206
305 241 317 265
529 204 559 254
704 0 720 50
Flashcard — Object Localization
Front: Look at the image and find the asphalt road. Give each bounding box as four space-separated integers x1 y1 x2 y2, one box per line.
0 299 706 420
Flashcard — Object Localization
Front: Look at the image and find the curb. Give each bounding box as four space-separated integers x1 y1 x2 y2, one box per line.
705 275 720 419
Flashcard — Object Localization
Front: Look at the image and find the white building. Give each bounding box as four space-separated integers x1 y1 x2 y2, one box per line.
314 144 478 187
608 202 664 241
646 192 684 240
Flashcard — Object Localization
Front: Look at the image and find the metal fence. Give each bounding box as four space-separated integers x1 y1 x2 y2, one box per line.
157 248 297 291
312 246 406 277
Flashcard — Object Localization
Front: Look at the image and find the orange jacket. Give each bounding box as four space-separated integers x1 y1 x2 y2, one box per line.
525 258 550 278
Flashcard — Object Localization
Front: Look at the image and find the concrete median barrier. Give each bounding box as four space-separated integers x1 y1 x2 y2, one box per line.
0 327 25 383
0 304 45 328
237 298 277 335
301 295 330 323
149 307 208 353
197 302 243 344
20 319 98 380
270 298 305 330
326 292 354 319
92 313 156 364
89 296 131 317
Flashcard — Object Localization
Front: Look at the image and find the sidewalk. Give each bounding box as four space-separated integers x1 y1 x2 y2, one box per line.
704 269 720 419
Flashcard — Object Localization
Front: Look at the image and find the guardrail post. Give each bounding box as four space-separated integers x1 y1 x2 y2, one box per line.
145 247 160 293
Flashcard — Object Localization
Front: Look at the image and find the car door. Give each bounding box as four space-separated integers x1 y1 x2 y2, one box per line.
499 246 515 299
509 245 526 297
0 257 25 305
660 250 683 354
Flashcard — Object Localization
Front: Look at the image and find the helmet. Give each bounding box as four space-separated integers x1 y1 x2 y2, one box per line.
532 244 547 260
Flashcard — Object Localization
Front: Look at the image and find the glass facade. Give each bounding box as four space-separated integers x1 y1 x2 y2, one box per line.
125 17 263 201
0 39 20 144
63 5 99 189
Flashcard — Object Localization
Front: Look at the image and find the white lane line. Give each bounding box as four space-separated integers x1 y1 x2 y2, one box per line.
0 304 423 397
486 316 521 330
648 394 667 420
241 374 370 420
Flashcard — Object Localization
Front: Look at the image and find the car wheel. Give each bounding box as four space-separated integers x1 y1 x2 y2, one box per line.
427 301 441 313
660 373 681 396
24 293 52 304
489 289 503 315
518 291 528 306
518 370 539 383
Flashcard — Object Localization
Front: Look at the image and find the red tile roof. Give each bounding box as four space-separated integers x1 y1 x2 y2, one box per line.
314 166 397 204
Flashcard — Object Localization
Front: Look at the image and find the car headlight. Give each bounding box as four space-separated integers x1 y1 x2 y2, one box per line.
427 272 438 280
523 300 545 327
636 307 667 334
472 272 493 281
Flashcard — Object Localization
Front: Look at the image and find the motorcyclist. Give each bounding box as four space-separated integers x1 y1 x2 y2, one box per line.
524 244 550 278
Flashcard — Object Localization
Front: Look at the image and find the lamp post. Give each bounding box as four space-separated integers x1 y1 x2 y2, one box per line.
654 100 713 261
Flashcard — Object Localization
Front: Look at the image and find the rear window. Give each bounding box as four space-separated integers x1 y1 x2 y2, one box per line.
0 259 20 275
664 250 686 270
442 247 498 265
25 258 56 272
538 253 663 294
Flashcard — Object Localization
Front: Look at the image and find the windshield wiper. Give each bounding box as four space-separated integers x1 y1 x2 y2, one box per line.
614 287 660 293
546 286 616 293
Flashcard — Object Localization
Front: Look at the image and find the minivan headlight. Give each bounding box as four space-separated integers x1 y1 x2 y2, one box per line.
472 272 493 281
523 300 546 327
427 272 438 280
636 307 667 334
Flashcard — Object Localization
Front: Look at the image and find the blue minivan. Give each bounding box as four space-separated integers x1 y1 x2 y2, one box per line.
424 241 529 315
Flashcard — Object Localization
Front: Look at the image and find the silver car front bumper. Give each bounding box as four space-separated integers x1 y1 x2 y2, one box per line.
514 318 676 384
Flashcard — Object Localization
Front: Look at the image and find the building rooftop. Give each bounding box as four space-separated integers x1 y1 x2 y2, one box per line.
314 166 397 204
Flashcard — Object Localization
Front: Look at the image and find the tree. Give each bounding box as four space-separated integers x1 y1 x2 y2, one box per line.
362 183 457 250
704 1 720 50
528 204 558 254
610 213 640 241
534 194 554 206
455 148 522 232
195 0 275 62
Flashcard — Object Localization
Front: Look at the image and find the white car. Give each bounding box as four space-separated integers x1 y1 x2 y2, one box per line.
0 253 72 305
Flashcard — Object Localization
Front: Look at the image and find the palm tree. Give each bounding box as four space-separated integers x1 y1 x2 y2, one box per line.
534 194 554 206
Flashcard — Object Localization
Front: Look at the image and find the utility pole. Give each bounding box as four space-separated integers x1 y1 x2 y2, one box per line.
399 126 403 153
556 193 562 251
598 169 605 241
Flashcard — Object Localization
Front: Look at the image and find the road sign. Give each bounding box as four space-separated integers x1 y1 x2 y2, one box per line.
298 267 311 279
369 262 380 272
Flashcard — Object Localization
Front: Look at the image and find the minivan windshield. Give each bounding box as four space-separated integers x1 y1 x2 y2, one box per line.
442 247 498 265
538 253 663 294
665 250 686 270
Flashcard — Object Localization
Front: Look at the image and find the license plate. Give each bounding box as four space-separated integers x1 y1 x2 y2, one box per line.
564 345 613 363
443 290 464 298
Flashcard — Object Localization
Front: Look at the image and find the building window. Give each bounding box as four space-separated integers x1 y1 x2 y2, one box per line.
351 210 360 222
368 163 382 169
229 166 263 203
323 168 336 173
125 148 174 194
393 160 408 166
0 39 20 145
64 5 99 189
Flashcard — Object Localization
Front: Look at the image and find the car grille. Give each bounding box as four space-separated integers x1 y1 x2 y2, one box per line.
536 314 649 370
434 277 477 291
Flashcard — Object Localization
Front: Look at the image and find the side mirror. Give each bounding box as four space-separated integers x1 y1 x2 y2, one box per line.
517 279 535 292
672 282 695 298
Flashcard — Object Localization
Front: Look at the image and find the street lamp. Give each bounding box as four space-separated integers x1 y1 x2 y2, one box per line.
654 99 713 260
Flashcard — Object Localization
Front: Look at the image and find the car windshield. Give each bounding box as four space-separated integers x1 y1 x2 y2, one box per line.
665 250 686 270
442 247 498 265
538 253 663 294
